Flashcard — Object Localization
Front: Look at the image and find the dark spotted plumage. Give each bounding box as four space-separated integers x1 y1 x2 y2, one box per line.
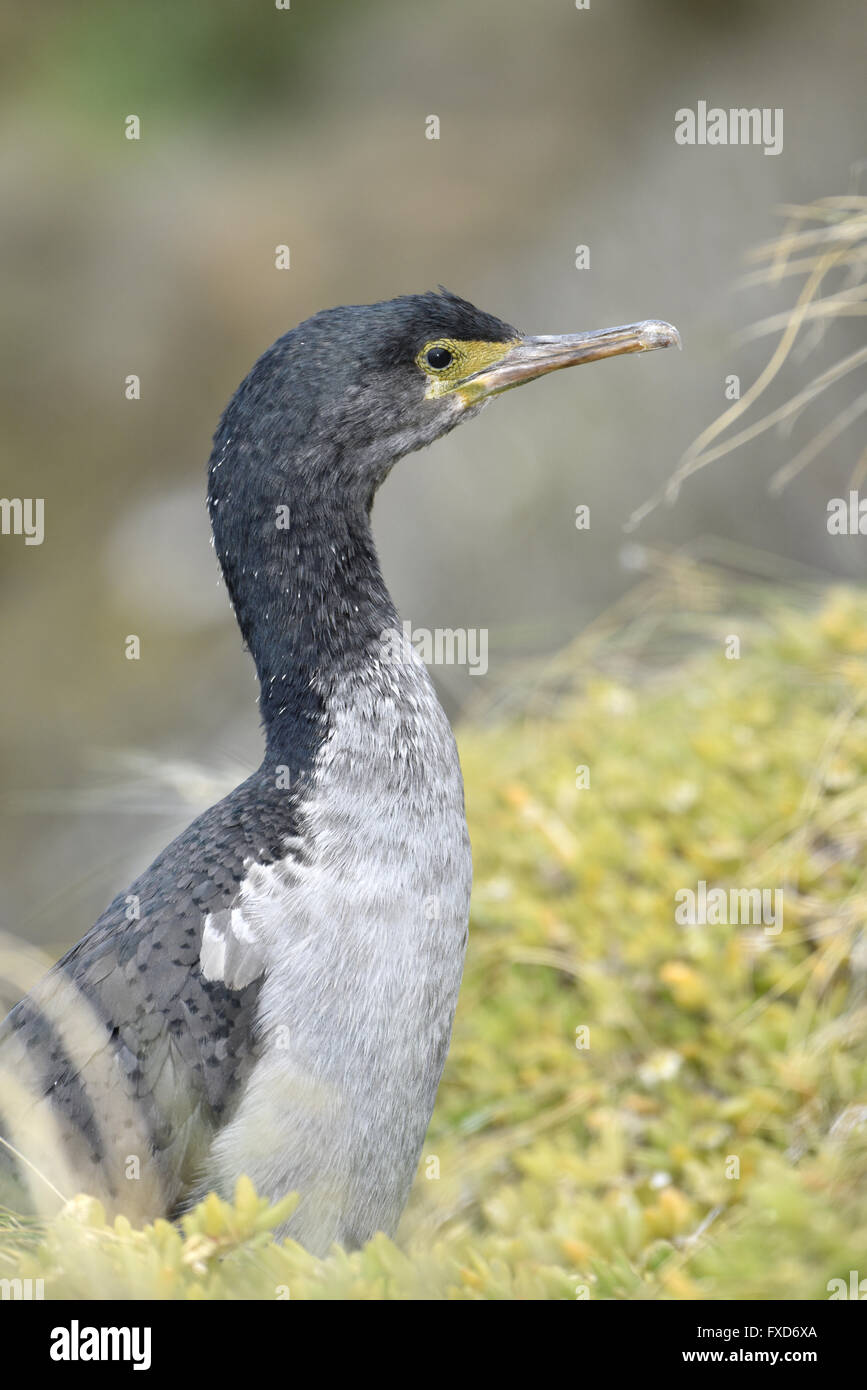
0 768 308 1215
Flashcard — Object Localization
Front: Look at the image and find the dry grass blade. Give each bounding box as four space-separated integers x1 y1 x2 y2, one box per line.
627 191 867 531
769 388 867 493
735 284 867 344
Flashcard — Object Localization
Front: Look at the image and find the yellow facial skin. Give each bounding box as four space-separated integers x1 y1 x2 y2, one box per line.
417 321 681 406
416 338 520 402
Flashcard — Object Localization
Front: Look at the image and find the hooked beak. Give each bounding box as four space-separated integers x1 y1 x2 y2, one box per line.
458 319 681 403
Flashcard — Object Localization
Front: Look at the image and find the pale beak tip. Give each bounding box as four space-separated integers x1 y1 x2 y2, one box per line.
638 319 682 352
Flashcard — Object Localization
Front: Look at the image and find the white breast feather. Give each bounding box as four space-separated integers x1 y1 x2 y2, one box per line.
198 645 472 1253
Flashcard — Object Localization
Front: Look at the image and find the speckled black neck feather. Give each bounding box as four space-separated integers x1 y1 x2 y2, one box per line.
207 288 517 762
208 435 390 764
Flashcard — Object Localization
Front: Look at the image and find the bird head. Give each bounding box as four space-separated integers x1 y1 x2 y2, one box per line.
212 288 680 507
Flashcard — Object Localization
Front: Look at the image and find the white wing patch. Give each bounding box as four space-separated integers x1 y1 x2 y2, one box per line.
200 905 266 991
199 839 306 990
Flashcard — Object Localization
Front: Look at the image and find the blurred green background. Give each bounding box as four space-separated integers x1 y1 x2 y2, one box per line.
1 0 864 956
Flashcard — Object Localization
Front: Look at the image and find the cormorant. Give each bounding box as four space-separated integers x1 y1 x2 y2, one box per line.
0 290 679 1253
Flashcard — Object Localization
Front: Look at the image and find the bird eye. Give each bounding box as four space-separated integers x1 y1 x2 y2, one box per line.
426 346 453 370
